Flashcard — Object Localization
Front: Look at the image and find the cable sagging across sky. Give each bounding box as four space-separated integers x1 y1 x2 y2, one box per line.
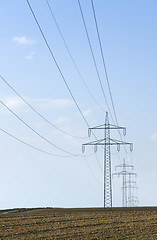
77 0 115 124
0 100 84 157
26 0 90 131
0 75 87 140
0 128 72 158
45 0 105 113
90 0 129 154
90 0 118 126
26 0 104 172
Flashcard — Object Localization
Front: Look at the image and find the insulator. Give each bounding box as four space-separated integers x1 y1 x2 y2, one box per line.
117 143 120 152
94 145 97 152
88 128 91 137
123 128 126 136
130 143 133 151
82 145 85 153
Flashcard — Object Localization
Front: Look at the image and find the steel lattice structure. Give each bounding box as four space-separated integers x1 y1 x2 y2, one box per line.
113 158 137 207
126 174 138 207
104 112 112 208
82 112 133 209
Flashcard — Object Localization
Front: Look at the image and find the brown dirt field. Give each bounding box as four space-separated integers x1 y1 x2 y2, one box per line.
0 207 157 239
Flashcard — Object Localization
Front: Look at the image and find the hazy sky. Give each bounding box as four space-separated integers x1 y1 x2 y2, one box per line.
0 0 157 209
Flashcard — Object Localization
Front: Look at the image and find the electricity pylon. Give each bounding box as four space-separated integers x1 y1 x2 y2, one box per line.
126 173 138 207
82 112 133 209
113 158 137 207
127 195 139 207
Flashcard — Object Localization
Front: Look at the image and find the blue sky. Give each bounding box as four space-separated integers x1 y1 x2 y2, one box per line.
0 0 157 209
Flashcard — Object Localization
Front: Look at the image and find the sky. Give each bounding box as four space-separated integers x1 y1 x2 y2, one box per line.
0 0 157 209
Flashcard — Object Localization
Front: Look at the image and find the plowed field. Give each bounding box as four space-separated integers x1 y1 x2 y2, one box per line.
0 207 157 239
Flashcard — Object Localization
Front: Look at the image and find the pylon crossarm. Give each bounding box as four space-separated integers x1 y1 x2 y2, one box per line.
126 185 138 189
82 138 106 153
125 181 136 184
107 124 126 131
110 139 133 151
128 172 137 176
89 124 106 129
112 173 119 177
89 124 126 131
117 170 131 175
83 138 105 146
115 164 133 169
83 138 132 146
113 170 132 177
110 138 131 145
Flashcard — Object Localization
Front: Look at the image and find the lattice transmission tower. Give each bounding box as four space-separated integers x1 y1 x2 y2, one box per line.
113 158 138 207
126 173 138 207
82 112 133 209
127 195 139 207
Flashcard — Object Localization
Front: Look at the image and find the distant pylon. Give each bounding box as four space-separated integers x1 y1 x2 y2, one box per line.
82 112 133 209
113 158 137 207
126 173 138 207
127 195 139 207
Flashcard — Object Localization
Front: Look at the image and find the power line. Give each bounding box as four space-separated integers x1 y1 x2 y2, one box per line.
83 154 102 186
0 125 102 186
90 0 129 154
78 0 125 158
26 0 103 172
0 100 83 157
90 0 118 126
0 75 87 140
45 0 105 113
0 127 94 159
1 126 102 187
0 127 72 157
77 0 114 123
94 152 103 174
26 0 90 130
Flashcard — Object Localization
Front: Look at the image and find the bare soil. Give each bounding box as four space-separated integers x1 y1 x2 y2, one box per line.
0 207 157 239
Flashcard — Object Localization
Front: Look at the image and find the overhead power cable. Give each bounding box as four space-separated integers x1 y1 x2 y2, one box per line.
90 0 128 154
83 154 102 186
90 0 118 126
77 0 114 123
0 127 101 187
26 0 103 172
45 0 105 113
0 100 83 157
77 0 123 157
0 75 87 140
26 0 90 130
0 127 72 157
94 152 103 174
